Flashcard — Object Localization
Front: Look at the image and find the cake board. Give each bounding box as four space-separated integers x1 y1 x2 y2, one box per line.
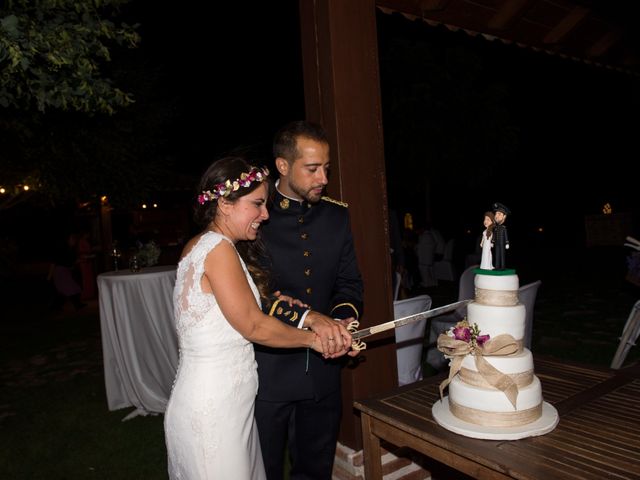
432 397 558 440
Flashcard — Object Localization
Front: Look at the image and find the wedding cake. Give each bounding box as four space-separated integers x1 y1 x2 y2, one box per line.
431 270 558 439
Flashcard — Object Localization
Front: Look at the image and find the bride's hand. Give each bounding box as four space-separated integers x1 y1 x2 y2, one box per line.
274 291 309 308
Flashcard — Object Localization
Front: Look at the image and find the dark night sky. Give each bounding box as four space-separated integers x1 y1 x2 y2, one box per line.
130 1 305 175
6 2 638 260
106 3 638 253
375 11 638 246
130 3 638 203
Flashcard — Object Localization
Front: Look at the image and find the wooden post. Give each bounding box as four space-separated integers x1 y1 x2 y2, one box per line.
299 0 397 449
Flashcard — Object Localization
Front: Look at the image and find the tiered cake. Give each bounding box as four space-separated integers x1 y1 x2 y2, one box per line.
431 271 558 439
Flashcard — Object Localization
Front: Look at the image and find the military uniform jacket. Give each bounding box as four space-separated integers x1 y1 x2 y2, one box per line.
255 189 364 402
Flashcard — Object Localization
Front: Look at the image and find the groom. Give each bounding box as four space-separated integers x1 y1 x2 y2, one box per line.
492 202 511 270
255 121 363 480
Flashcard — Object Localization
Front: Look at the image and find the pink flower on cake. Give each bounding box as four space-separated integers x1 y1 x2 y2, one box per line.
446 320 490 349
452 324 471 342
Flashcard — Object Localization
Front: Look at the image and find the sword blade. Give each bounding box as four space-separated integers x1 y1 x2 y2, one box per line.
351 299 471 340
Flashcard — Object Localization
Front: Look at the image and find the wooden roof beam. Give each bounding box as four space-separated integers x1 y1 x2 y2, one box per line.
544 6 590 45
487 0 532 30
418 0 450 12
586 29 622 58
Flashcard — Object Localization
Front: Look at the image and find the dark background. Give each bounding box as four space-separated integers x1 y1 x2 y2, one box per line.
2 1 638 268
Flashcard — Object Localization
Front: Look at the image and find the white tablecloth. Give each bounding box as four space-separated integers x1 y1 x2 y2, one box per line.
98 265 178 415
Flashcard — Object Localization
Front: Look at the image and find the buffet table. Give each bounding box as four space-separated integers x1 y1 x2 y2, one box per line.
98 265 178 417
355 357 640 479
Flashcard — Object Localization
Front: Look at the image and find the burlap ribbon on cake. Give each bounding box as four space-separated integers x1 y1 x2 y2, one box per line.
437 333 520 409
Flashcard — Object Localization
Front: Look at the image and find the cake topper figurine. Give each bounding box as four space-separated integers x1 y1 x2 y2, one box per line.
492 202 511 270
480 211 495 270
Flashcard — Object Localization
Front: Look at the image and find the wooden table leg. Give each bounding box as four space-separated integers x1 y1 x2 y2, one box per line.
361 412 382 480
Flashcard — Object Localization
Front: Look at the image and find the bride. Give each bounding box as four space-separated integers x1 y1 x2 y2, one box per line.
164 157 352 479
480 211 495 270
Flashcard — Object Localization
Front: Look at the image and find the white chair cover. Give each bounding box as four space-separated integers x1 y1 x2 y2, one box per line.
393 271 402 301
394 294 432 386
519 280 542 350
611 300 640 369
426 265 477 370
433 239 456 281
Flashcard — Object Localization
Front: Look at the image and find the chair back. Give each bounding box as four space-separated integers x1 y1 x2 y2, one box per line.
433 239 456 281
458 264 478 301
442 238 455 261
393 271 402 301
416 232 438 287
519 280 542 350
393 294 432 386
426 265 476 371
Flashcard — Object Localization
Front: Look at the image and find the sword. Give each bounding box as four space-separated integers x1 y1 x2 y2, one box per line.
347 299 471 350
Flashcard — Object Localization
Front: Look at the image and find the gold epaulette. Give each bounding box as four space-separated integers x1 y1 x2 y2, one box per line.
321 196 348 208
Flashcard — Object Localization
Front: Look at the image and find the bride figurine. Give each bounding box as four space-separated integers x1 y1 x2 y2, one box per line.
480 211 495 270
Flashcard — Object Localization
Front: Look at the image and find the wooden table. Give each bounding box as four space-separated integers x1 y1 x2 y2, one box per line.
354 358 640 479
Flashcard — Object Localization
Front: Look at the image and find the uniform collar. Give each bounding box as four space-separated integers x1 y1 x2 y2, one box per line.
274 180 313 212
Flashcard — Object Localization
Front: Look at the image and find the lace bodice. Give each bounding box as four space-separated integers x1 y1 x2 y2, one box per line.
173 231 260 343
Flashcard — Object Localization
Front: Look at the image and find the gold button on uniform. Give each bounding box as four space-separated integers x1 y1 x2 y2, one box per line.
301 233 308 240
306 287 312 294
298 216 304 224
303 251 310 257
304 268 312 276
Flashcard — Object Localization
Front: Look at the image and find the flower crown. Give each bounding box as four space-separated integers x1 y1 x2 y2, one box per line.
198 166 269 205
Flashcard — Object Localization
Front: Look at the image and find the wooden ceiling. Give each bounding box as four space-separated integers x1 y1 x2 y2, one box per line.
376 0 640 75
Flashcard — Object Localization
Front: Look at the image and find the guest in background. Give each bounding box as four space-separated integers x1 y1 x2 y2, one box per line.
76 230 96 300
479 211 495 270
164 156 352 480
48 233 85 311
492 202 511 270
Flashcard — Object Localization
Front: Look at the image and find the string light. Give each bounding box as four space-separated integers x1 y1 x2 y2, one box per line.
403 213 413 230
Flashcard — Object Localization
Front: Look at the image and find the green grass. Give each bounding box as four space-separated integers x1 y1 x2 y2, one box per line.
0 292 167 479
1 375 166 479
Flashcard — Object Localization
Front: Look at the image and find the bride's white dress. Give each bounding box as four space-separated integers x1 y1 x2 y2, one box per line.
480 229 494 270
165 231 266 479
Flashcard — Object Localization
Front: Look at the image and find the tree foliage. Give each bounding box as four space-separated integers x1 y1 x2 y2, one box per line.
0 0 183 211
0 0 139 114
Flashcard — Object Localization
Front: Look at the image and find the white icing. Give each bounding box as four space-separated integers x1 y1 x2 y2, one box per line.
449 375 542 412
461 349 533 374
475 274 519 292
467 302 526 340
447 271 547 427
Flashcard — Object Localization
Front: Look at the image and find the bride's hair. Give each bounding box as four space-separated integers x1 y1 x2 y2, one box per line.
484 211 495 240
195 156 272 301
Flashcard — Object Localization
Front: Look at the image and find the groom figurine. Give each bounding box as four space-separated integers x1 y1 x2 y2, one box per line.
492 202 511 270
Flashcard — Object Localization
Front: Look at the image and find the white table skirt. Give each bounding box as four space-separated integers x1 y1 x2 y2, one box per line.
98 265 178 414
